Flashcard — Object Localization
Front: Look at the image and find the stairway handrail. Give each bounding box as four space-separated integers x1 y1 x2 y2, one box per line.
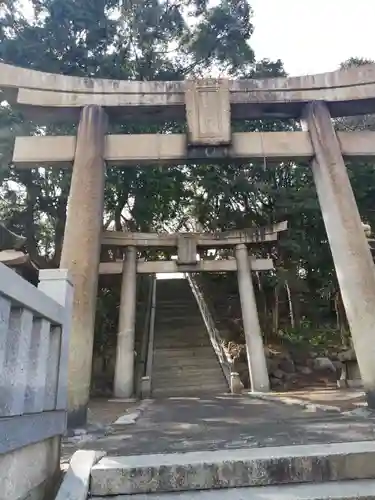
187 273 233 390
145 276 157 381
135 273 156 398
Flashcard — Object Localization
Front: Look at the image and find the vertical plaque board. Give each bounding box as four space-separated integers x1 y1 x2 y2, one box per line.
177 235 197 265
185 79 231 146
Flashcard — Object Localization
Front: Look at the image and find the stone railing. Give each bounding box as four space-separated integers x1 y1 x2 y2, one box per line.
0 263 73 500
187 274 233 392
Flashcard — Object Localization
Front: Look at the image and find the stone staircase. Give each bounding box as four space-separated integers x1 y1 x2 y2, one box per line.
90 441 375 498
87 279 375 500
151 278 228 398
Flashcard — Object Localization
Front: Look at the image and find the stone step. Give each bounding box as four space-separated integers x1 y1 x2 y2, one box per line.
151 371 224 388
154 328 205 335
153 333 209 341
156 300 196 307
154 340 210 347
91 441 375 496
154 325 207 333
157 292 193 297
153 363 222 373
151 385 228 398
154 336 210 343
154 343 211 349
156 309 200 316
91 479 375 499
155 316 202 323
153 369 222 378
151 384 228 394
154 331 205 337
153 364 222 374
155 318 204 327
154 331 208 338
153 347 219 358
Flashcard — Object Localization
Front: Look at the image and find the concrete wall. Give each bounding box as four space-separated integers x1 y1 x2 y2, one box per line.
0 437 60 500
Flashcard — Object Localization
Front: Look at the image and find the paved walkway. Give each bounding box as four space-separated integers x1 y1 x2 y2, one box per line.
61 390 375 465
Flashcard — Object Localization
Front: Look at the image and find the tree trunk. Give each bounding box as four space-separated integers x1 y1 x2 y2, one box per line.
284 280 295 329
272 285 280 336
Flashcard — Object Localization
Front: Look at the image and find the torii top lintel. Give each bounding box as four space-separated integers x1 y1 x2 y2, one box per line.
2 62 375 121
102 222 288 249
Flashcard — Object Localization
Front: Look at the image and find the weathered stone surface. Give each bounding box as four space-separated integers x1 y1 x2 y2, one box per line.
0 307 33 416
14 132 375 168
0 436 60 500
92 479 375 499
38 269 74 411
272 369 285 380
24 318 51 414
90 441 375 496
230 373 244 394
177 235 197 265
55 450 105 500
302 101 375 407
114 246 137 399
236 244 269 392
314 357 337 373
339 349 357 362
5 61 375 119
151 279 228 398
297 366 313 375
103 223 287 248
0 410 66 454
185 79 231 146
59 105 107 425
100 258 273 275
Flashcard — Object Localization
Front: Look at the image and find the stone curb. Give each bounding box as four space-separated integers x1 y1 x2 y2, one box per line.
90 478 375 499
246 391 344 413
56 450 106 500
91 441 375 496
112 399 152 427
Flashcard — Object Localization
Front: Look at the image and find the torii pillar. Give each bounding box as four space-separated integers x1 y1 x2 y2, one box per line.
60 105 108 426
303 101 375 408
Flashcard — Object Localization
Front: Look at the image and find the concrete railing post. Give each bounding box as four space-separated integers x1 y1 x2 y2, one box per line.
302 101 375 408
114 246 137 399
235 244 269 392
38 269 73 411
59 105 107 425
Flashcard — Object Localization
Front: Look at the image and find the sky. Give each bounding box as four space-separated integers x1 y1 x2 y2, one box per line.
19 0 375 77
250 0 375 76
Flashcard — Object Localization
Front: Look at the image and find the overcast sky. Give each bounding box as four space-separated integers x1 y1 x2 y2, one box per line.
19 0 375 77
250 0 375 75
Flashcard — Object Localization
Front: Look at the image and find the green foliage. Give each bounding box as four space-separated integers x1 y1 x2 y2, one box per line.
0 2 374 350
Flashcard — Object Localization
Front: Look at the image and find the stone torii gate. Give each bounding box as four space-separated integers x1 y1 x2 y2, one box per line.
4 62 375 424
100 223 287 400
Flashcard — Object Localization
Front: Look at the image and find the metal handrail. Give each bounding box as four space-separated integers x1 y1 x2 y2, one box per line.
135 274 156 398
139 276 157 398
145 276 157 379
187 273 233 390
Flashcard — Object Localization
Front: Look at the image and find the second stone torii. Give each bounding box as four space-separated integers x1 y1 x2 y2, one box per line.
100 225 287 399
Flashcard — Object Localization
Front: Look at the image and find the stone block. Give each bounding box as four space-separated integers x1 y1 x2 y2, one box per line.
0 307 33 416
24 318 51 413
55 450 105 500
90 479 375 499
91 441 375 496
0 436 60 500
